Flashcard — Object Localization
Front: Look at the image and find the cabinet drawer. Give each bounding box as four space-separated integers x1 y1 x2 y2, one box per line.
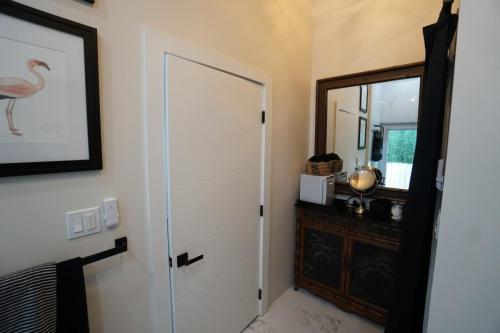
301 209 347 229
351 216 401 240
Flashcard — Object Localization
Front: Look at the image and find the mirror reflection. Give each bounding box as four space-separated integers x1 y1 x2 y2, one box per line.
326 77 420 190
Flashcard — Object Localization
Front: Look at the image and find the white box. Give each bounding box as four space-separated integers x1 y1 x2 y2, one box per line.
300 174 335 205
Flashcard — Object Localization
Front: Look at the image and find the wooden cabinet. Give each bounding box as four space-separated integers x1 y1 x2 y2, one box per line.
294 201 401 325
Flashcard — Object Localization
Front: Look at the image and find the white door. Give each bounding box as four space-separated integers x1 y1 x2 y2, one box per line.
165 54 264 333
335 106 358 172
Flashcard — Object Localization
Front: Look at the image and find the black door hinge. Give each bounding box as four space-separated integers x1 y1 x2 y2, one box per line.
261 111 266 124
260 205 264 217
169 257 173 267
258 289 262 300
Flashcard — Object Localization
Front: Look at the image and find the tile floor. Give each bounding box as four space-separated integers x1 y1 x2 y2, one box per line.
243 288 384 333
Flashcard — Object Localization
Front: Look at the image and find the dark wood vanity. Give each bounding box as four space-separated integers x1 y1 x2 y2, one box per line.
294 191 405 325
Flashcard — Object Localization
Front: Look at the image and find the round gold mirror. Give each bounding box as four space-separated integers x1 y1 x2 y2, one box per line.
349 168 378 215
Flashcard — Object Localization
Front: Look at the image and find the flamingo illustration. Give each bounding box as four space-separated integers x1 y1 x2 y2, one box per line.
0 59 50 136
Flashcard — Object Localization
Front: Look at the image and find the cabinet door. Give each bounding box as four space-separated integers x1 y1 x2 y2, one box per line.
345 236 398 311
300 223 346 294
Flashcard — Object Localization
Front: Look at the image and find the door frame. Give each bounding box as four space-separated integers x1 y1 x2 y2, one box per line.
142 28 272 333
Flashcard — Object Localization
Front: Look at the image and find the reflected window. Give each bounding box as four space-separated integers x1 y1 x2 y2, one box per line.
381 126 417 189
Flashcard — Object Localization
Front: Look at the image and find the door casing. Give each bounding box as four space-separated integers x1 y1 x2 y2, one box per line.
142 28 272 333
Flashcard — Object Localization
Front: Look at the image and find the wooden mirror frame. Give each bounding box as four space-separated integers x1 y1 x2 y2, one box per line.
315 62 425 155
315 62 425 200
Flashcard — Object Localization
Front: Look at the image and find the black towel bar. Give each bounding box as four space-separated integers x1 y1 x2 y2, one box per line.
82 237 128 265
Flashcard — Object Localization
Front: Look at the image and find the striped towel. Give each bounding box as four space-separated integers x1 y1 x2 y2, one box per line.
0 263 57 333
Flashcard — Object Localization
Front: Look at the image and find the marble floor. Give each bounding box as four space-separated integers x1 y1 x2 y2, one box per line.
243 288 384 333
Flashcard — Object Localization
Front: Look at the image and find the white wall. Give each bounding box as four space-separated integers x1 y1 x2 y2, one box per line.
0 1 312 332
425 0 500 332
309 0 444 155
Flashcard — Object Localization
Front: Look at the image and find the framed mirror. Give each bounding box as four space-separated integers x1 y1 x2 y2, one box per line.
315 63 424 192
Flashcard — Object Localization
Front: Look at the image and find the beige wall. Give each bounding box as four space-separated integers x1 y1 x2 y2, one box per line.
309 0 444 155
0 0 312 332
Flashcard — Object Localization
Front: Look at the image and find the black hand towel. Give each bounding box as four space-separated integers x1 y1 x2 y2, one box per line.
56 258 89 333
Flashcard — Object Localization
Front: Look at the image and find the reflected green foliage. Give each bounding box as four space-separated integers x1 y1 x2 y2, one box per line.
387 129 417 164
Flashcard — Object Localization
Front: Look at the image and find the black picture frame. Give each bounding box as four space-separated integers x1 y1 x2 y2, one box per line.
0 1 102 177
358 116 367 150
359 84 368 113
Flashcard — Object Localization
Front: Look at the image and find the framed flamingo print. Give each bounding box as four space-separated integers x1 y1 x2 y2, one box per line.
0 1 101 177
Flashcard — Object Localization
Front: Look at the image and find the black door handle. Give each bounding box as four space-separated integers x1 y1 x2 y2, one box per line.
177 252 204 267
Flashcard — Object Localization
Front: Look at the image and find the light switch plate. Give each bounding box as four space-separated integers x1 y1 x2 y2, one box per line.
103 197 119 228
66 207 101 240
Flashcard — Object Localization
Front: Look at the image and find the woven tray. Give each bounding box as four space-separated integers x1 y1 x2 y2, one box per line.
306 160 343 176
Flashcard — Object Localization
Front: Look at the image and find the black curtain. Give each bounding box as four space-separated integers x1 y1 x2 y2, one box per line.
385 3 457 333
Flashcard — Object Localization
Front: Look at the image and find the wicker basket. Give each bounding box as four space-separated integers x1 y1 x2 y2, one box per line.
331 160 343 173
306 160 343 176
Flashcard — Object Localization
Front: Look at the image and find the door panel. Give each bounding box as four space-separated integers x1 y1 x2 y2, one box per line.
171 173 260 250
173 217 259 302
176 255 259 333
166 54 263 333
346 237 398 311
300 223 346 293
168 123 261 186
168 56 262 127
334 106 358 173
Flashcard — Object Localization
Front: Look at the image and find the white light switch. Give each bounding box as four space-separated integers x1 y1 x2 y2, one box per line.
73 219 84 233
66 207 101 240
85 213 98 230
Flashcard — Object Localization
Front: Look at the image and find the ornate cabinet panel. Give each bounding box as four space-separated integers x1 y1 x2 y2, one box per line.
345 236 399 312
300 223 346 293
